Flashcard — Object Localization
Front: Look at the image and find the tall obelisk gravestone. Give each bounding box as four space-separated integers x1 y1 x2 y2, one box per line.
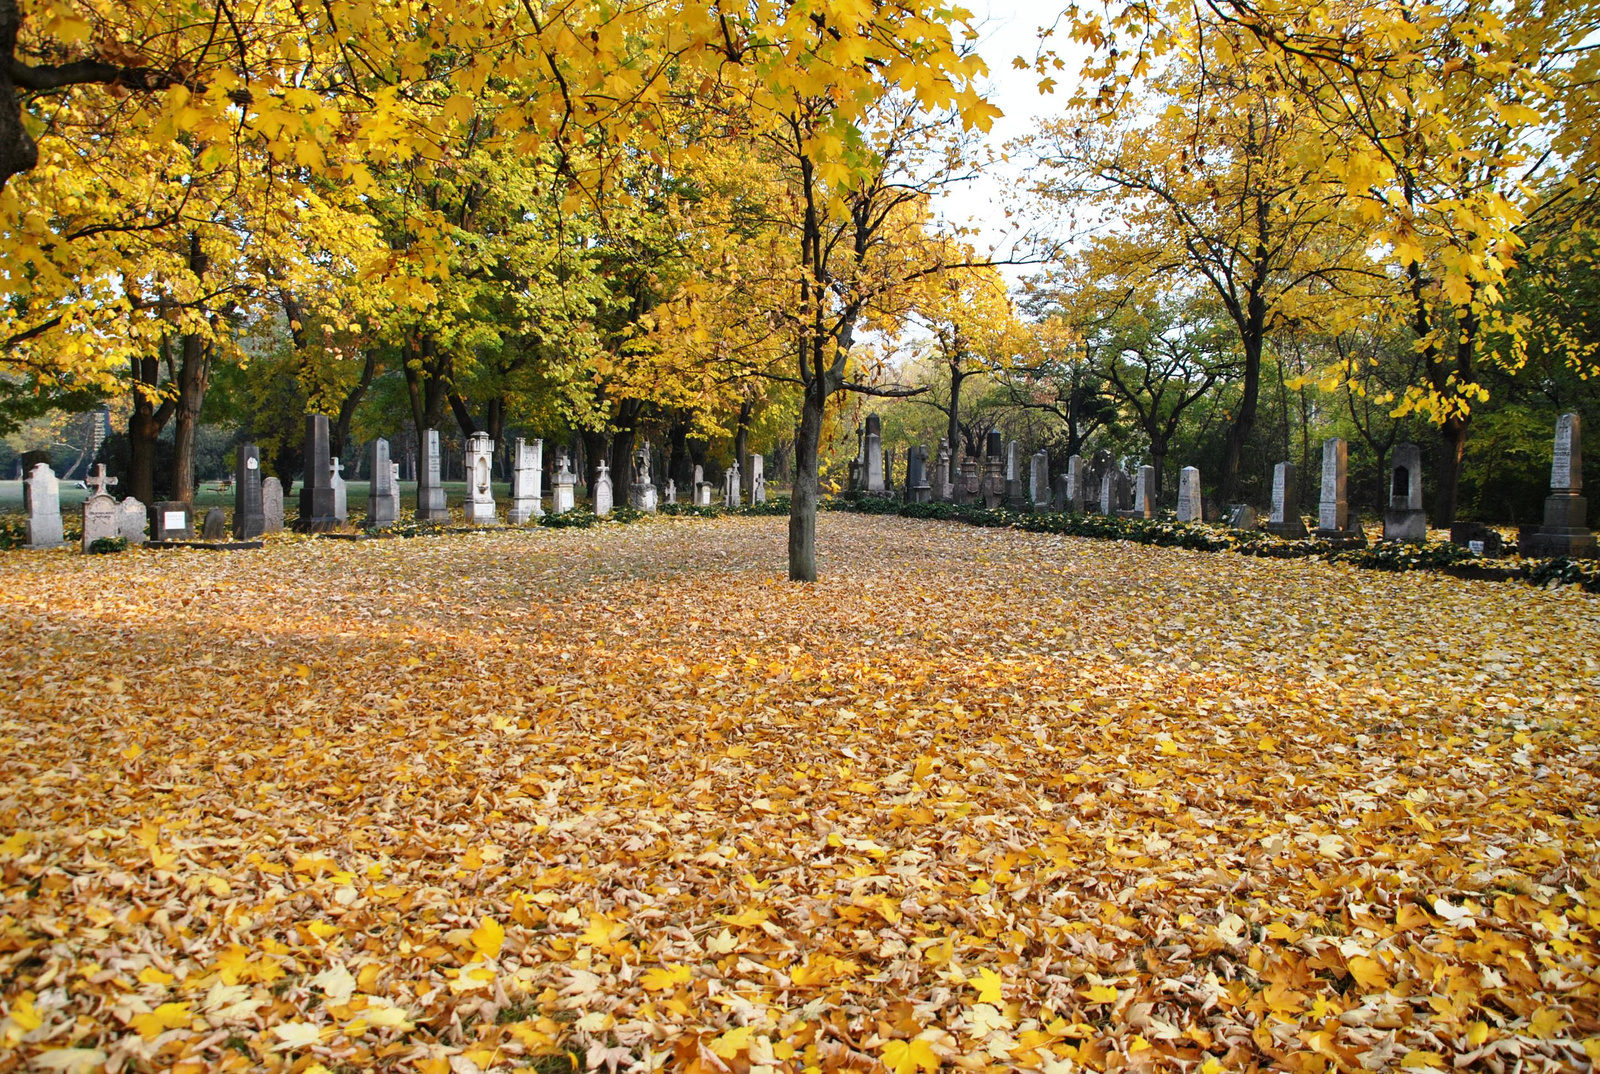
1523 413 1595 558
296 415 340 532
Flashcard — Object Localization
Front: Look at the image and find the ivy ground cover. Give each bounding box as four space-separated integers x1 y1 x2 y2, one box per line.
2 514 1599 1074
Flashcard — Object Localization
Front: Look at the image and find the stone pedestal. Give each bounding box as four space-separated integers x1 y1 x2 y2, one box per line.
1382 442 1426 543
463 431 498 524
1521 414 1595 558
509 438 545 523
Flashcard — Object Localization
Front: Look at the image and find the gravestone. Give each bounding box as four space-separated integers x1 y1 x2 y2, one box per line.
1005 440 1025 508
1383 443 1427 543
509 437 545 523
723 462 741 507
367 439 397 528
882 447 895 495
934 439 953 502
233 445 266 538
1521 413 1596 558
1451 521 1505 557
552 452 576 515
150 501 193 541
665 479 677 506
201 507 227 540
261 477 284 533
1266 462 1308 538
958 456 980 505
463 432 497 523
416 428 448 521
1029 451 1050 510
908 446 932 503
1316 438 1354 537
24 463 64 549
296 414 340 532
1098 468 1114 515
692 463 712 507
118 497 147 545
1130 465 1156 519
330 457 348 524
749 453 766 505
593 460 613 517
863 414 885 494
981 431 1005 508
1177 466 1202 522
1064 454 1084 513
388 462 402 521
630 442 659 513
81 466 120 551
1228 504 1258 530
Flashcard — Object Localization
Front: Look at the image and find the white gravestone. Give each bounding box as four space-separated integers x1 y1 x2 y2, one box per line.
81 465 120 550
118 497 148 544
416 428 448 520
463 432 498 523
509 437 545 523
1177 466 1202 522
330 457 348 524
593 460 613 517
748 454 765 505
25 463 65 549
551 453 576 515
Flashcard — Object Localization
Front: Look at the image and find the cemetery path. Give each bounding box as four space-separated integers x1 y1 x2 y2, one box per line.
1 514 1598 1073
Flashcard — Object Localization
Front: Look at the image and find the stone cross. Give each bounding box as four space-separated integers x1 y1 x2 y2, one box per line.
1177 466 1202 522
552 452 576 515
330 456 348 524
25 464 64 549
234 444 266 538
665 479 677 506
85 464 117 497
593 460 613 517
297 414 340 532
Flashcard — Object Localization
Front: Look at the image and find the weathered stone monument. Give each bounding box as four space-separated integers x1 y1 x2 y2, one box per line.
552 452 576 515
150 501 193 541
367 439 397 528
509 437 545 523
1315 438 1356 538
1029 451 1049 509
692 463 712 507
330 457 348 524
387 461 401 521
748 453 766 505
1228 503 1258 530
234 445 266 538
593 460 613 517
80 465 119 551
665 479 677 506
1126 465 1154 519
463 432 497 524
296 414 340 532
416 428 448 521
261 477 284 533
1266 462 1308 538
934 440 953 502
630 443 660 513
956 455 979 506
908 446 932 503
863 415 885 495
118 497 147 544
1383 443 1427 543
1063 455 1084 513
201 507 227 540
723 462 741 507
1098 467 1115 515
1006 440 1025 508
981 430 1005 508
1177 466 1202 522
1522 413 1595 558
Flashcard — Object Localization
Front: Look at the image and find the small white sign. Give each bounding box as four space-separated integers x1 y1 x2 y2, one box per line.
1469 540 1485 555
247 457 259 470
163 510 186 530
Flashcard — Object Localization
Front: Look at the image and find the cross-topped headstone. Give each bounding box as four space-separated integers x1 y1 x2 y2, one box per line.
85 464 117 497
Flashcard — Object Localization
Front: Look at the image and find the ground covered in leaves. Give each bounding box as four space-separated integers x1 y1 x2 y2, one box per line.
3 515 1599 1074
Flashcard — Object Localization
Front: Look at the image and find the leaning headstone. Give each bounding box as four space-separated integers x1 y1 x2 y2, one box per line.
509 437 545 523
593 461 613 517
330 457 348 524
749 453 766 505
296 414 340 532
1383 443 1427 543
201 507 227 540
1029 451 1050 510
1316 438 1354 537
552 452 576 515
150 501 194 541
234 444 266 538
118 497 147 545
366 439 397 528
1265 462 1308 538
864 415 885 494
1521 413 1596 558
261 477 284 533
1177 466 1202 522
416 428 448 521
24 463 65 549
463 431 498 524
80 466 120 551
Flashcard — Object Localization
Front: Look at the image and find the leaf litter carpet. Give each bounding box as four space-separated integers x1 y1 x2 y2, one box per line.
2 515 1599 1074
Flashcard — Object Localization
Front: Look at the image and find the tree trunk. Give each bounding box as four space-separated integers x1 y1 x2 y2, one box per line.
169 233 211 504
1435 417 1469 526
0 2 40 193
1220 329 1263 502
733 398 753 475
946 363 965 452
668 415 693 489
612 427 635 501
1150 445 1167 502
789 390 824 582
127 348 173 504
332 348 379 460
581 429 608 496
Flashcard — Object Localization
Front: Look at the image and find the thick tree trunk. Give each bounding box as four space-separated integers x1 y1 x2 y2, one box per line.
946 364 965 453
0 3 39 193
1220 330 1263 502
1435 417 1469 526
169 234 211 504
582 429 608 497
1150 445 1167 502
733 398 753 475
789 391 824 582
127 348 173 504
612 427 635 500
332 348 379 461
668 416 693 490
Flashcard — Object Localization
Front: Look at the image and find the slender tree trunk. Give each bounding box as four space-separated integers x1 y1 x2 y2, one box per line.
733 398 753 475
1220 330 1263 502
946 363 965 452
169 234 211 504
789 390 824 582
1150 445 1167 502
581 429 608 496
1435 417 1469 526
332 348 379 460
127 348 173 504
668 415 693 490
612 428 635 501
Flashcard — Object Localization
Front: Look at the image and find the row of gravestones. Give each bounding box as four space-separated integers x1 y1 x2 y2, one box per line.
854 413 1594 558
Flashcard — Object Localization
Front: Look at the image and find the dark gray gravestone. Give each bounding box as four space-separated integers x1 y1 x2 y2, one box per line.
150 502 194 540
297 415 340 532
367 438 397 528
202 507 226 540
1521 413 1596 559
1383 442 1427 543
261 477 284 533
234 444 266 539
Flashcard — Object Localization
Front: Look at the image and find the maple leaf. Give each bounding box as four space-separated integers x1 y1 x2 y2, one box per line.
640 964 693 991
468 916 506 960
971 967 1005 1004
882 1038 940 1074
130 1003 191 1041
271 1022 324 1050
